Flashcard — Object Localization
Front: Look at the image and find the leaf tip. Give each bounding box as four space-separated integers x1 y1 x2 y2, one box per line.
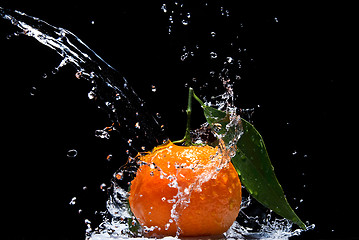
297 220 307 230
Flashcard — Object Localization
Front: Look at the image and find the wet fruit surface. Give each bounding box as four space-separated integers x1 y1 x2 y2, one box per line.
129 141 242 236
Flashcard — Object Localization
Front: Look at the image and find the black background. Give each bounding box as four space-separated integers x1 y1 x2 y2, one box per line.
1 1 357 240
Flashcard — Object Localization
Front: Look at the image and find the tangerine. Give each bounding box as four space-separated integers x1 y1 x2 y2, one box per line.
129 141 242 237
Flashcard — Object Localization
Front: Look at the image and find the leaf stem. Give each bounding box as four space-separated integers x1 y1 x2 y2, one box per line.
173 87 193 146
192 91 205 108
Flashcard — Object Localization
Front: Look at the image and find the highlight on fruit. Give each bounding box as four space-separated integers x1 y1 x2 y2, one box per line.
128 88 306 237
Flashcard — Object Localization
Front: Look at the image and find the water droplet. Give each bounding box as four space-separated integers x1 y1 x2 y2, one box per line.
181 52 188 61
106 154 112 161
75 71 82 79
151 85 157 92
95 130 110 139
69 197 77 205
42 73 47 78
105 101 113 108
225 9 230 17
182 19 189 25
67 149 78 158
161 4 167 13
51 67 59 75
226 56 234 63
30 86 37 96
210 52 217 59
88 90 97 100
220 7 230 17
292 150 297 155
274 17 279 23
91 20 95 25
116 172 123 180
210 31 216 37
100 183 107 191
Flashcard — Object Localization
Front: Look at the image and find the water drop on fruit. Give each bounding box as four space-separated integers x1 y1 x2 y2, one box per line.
165 223 171 230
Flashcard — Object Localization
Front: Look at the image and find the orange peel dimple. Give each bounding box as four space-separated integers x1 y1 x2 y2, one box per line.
129 141 242 237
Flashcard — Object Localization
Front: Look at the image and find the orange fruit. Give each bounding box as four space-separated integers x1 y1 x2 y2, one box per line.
129 141 242 237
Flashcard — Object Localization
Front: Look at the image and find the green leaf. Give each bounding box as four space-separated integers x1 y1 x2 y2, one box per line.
234 119 306 230
193 92 306 230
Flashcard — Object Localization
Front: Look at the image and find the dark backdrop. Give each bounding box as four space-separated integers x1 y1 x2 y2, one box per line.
1 1 356 240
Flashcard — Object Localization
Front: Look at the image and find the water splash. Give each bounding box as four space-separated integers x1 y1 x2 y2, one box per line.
0 7 166 154
0 6 313 240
